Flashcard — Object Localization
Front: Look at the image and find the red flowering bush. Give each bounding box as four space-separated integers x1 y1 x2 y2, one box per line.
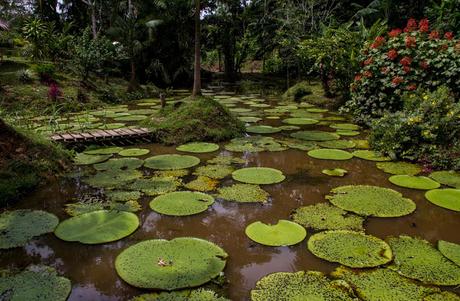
345 18 460 123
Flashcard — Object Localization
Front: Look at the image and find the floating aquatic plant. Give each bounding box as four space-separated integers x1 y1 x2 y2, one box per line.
232 167 285 185
352 150 391 161
330 123 360 131
389 175 440 190
307 230 392 268
322 168 348 177
185 176 219 192
83 170 143 188
114 114 148 121
246 125 281 134
225 136 287 152
125 177 180 196
130 289 230 301
150 191 214 216
106 190 142 202
94 157 144 171
238 116 262 123
429 171 460 188
245 220 306 246
277 138 317 151
282 118 319 125
64 199 107 216
115 237 228 290
326 185 416 217
176 142 220 153
144 154 200 170
74 153 112 165
317 140 356 149
438 240 460 267
110 200 142 212
308 149 353 161
118 148 150 157
216 184 269 203
376 162 422 175
84 147 123 155
424 292 460 301
425 189 460 212
153 169 190 178
207 154 246 165
194 164 234 179
290 131 340 141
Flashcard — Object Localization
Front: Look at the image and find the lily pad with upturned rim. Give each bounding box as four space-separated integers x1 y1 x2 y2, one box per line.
330 123 360 131
246 125 281 134
438 240 460 267
144 154 200 170
94 157 144 171
245 220 307 246
115 237 228 290
376 162 422 175
307 230 392 268
130 289 230 301
425 189 460 212
429 171 460 188
291 131 340 141
216 184 269 203
322 168 348 177
352 150 391 161
54 210 139 244
84 147 123 155
389 175 440 190
326 185 416 217
125 177 181 196
118 148 150 157
150 191 214 216
308 149 353 161
282 118 319 125
176 142 220 153
232 167 285 185
74 153 112 165
83 170 143 188
317 140 356 149
424 292 460 301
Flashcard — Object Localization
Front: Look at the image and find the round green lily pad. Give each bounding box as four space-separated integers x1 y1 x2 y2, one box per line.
352 150 391 161
291 131 340 141
145 154 200 170
376 162 422 175
278 139 317 151
83 170 143 188
106 191 142 202
194 164 234 179
225 136 287 152
308 149 353 160
245 220 306 246
0 210 59 249
176 142 219 153
336 130 360 137
84 147 123 155
246 125 281 134
438 240 460 267
250 271 356 301
424 292 460 301
282 118 319 125
119 148 150 157
74 153 112 165
0 266 71 301
130 289 229 301
326 185 416 217
317 140 356 149
322 168 348 177
54 210 139 244
389 175 440 190
150 191 214 216
126 177 180 196
330 123 360 131
292 203 364 231
332 266 440 301
429 171 460 188
115 237 228 290
308 230 392 268
238 116 262 123
216 184 269 203
94 157 144 171
232 167 285 185
113 114 148 121
425 189 460 211
387 235 460 285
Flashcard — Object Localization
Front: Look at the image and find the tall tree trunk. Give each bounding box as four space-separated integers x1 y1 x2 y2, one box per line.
128 59 138 92
91 3 97 39
192 0 202 97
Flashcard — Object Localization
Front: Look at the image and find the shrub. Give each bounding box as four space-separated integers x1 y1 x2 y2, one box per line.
282 81 313 102
369 86 460 170
17 69 33 84
33 63 56 83
345 18 460 123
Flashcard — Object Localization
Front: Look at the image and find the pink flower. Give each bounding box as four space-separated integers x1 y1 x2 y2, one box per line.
392 76 404 86
419 19 429 33
429 30 439 40
389 28 402 38
400 56 413 66
404 18 418 32
445 32 454 40
387 49 398 60
405 36 417 48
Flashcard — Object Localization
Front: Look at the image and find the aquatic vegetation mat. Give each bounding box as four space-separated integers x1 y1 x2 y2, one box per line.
144 154 200 170
308 230 392 268
106 190 142 202
330 123 360 131
225 136 287 152
130 289 229 301
326 185 416 217
245 220 306 246
282 118 319 125
238 116 262 123
291 130 340 141
94 158 144 171
54 210 139 244
332 266 440 301
292 203 364 231
74 153 112 165
387 235 460 285
176 142 220 153
246 125 281 134
150 191 214 216
232 167 285 185
429 171 460 188
84 147 123 155
352 150 391 161
84 170 143 188
376 162 422 175
425 189 460 212
389 175 440 190
216 184 269 203
0 210 59 249
115 237 228 290
438 240 460 267
250 271 355 301
277 138 317 151
185 176 219 192
0 266 71 301
194 164 234 179
125 177 180 196
424 292 460 301
318 140 356 149
308 149 353 161
64 199 107 216
118 148 150 157
322 168 348 177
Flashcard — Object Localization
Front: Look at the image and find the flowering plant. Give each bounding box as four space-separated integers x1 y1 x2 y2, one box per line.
344 18 460 123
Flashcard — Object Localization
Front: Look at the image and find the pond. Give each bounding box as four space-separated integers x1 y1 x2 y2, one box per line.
1 92 460 300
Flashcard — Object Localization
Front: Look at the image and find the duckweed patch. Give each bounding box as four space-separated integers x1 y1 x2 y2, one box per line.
232 167 285 185
425 189 460 211
217 184 269 203
376 162 422 175
389 175 440 190
245 220 306 246
185 176 219 192
144 154 200 170
308 149 353 161
150 191 214 216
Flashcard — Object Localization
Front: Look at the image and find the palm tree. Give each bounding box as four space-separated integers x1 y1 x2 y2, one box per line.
192 0 202 97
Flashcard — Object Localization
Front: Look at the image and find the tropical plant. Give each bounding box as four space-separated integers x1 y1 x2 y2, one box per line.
22 18 53 60
426 0 460 32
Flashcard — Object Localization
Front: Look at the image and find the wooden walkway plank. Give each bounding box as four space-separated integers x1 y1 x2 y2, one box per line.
50 127 152 144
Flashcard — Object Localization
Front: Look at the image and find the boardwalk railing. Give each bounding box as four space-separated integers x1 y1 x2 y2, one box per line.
50 127 152 144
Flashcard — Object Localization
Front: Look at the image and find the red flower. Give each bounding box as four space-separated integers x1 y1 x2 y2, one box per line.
354 74 362 81
400 56 413 66
371 36 386 49
363 58 373 66
363 70 373 78
392 76 404 86
387 49 398 60
420 60 429 70
429 30 439 40
445 32 454 40
440 44 449 50
404 18 418 32
380 67 389 74
407 84 417 91
389 28 402 38
419 19 429 33
405 36 417 48
403 66 411 73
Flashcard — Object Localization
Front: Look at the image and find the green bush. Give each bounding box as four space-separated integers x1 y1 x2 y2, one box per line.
32 63 56 83
17 69 33 84
282 81 313 102
369 86 460 170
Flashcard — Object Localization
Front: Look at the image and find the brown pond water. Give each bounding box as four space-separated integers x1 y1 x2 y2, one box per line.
1 97 460 300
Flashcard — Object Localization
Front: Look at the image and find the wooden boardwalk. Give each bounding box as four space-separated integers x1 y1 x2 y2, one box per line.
50 127 152 144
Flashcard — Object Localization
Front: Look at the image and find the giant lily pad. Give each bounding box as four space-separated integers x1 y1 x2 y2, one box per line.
54 210 139 244
251 271 355 301
176 142 220 153
0 266 71 301
106 190 142 202
318 140 356 149
225 136 287 152
429 171 460 188
126 177 180 196
217 184 269 203
0 210 59 249
438 240 460 267
326 185 416 217
74 153 111 165
292 203 364 231
144 154 200 170
246 125 281 134
322 168 348 177
425 189 460 211
119 148 150 157
84 147 123 155
282 118 319 125
83 170 143 188
308 230 392 268
352 150 391 162
389 175 440 190
238 116 262 123
308 149 353 160
115 237 228 290
330 123 360 131
332 266 440 301
150 191 214 216
130 289 229 301
114 114 148 121
245 220 306 246
424 292 460 301
291 131 340 141
194 164 234 179
387 235 460 285
232 167 285 185
376 162 422 175
94 157 144 171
